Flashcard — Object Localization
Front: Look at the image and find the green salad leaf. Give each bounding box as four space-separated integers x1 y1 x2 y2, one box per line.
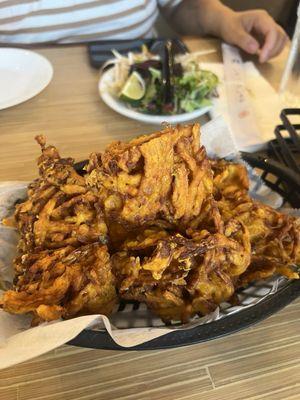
118 59 219 115
175 69 218 113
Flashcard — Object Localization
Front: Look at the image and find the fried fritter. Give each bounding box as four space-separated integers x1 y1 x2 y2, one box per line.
15 136 107 253
1 126 299 327
112 157 299 322
86 124 214 231
113 220 251 323
211 159 300 284
1 137 113 324
1 243 117 322
112 233 195 323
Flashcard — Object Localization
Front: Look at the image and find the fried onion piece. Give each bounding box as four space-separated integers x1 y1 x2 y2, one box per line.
121 227 170 251
15 136 107 252
112 221 251 323
210 159 249 199
1 244 117 322
2 129 300 328
186 220 251 316
211 158 300 283
86 124 214 230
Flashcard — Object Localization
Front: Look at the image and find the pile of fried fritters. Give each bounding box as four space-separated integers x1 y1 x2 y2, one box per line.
1 124 299 325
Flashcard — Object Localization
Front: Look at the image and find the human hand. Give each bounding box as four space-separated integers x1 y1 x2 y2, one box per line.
219 9 288 63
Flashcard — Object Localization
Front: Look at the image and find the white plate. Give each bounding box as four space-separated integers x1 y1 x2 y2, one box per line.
99 68 212 124
0 48 53 110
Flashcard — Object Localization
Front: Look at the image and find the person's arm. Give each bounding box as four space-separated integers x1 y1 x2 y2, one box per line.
162 0 288 63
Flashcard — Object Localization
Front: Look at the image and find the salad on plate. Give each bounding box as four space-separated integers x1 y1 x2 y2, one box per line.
102 46 219 116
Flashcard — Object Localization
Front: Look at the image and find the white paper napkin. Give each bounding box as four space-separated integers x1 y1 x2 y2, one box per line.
204 61 283 152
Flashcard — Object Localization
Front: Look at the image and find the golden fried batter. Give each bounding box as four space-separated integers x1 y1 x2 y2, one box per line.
1 125 299 326
211 159 300 284
15 136 107 253
1 137 113 324
112 219 251 323
86 124 214 230
1 244 117 322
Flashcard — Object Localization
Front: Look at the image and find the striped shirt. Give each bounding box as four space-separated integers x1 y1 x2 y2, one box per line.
0 0 182 44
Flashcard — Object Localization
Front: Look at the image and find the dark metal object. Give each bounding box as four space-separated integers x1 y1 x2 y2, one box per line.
146 39 175 106
88 38 188 69
242 108 300 208
241 151 300 208
162 40 173 104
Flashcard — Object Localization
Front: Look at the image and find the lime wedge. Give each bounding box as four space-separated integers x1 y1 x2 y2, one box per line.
120 71 146 101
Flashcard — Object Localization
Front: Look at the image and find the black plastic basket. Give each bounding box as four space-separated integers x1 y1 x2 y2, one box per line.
69 110 300 350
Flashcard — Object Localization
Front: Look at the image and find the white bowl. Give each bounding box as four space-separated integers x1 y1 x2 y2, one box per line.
99 67 212 124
